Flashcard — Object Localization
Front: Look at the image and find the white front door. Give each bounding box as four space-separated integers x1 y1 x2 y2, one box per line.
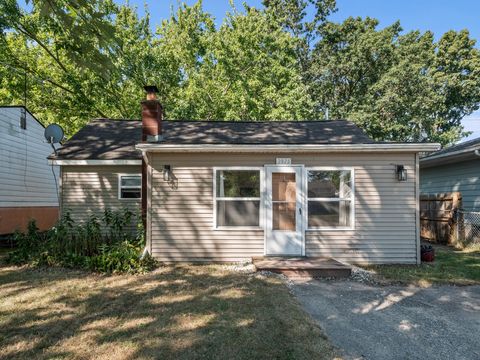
265 166 304 256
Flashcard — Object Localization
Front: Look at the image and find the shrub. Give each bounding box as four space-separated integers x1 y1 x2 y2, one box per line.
7 209 157 274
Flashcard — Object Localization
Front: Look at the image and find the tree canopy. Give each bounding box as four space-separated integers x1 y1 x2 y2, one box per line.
1 0 479 145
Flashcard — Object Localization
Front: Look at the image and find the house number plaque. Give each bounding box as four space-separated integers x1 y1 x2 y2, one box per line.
276 158 291 165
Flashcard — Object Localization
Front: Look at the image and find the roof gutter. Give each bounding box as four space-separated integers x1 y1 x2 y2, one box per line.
135 143 441 153
48 159 142 166
420 146 480 164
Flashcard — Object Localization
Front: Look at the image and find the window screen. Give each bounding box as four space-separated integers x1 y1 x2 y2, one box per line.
215 170 260 227
307 170 353 228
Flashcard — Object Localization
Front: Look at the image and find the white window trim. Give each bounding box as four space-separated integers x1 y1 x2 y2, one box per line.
213 166 264 230
118 173 142 200
305 167 355 231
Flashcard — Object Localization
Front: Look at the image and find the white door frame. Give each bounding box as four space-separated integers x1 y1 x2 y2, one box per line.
264 165 305 256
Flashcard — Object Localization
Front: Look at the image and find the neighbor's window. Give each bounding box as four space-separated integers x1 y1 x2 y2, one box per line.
215 169 261 227
119 175 141 199
307 169 353 229
20 108 26 129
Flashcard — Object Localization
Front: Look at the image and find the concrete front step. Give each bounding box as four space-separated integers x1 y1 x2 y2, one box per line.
252 257 351 279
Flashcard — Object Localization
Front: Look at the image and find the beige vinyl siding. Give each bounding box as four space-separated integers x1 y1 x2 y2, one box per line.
61 165 141 224
149 152 417 264
150 163 264 261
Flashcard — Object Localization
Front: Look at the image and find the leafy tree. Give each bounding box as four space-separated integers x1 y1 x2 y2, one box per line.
262 0 337 38
0 0 121 133
0 0 314 134
262 0 337 80
158 3 312 120
1 1 480 145
309 17 480 144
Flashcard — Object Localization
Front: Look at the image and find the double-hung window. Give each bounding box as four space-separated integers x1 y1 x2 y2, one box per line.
214 168 261 228
118 174 142 199
307 168 354 229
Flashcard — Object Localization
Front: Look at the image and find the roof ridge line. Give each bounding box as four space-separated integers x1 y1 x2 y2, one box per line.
89 118 352 123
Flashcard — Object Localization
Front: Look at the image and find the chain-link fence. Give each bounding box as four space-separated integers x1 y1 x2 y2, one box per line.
455 209 480 246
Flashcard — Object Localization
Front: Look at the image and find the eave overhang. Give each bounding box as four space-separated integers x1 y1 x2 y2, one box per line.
135 143 441 153
48 159 142 165
420 147 480 168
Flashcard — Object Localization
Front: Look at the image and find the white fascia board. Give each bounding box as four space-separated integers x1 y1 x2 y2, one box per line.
136 143 441 153
49 159 142 165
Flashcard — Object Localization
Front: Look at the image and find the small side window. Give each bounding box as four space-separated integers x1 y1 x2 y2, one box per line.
119 175 141 199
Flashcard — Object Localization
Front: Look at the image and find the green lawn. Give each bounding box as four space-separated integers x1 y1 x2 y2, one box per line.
0 247 12 261
365 245 480 285
0 261 337 360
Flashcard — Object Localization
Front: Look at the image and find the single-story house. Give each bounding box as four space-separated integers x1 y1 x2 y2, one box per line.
0 106 59 234
48 87 439 264
420 137 480 211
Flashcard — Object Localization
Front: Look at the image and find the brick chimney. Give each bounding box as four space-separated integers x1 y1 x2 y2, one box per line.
141 85 162 142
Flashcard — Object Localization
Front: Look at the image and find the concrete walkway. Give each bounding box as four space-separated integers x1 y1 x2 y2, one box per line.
292 280 480 360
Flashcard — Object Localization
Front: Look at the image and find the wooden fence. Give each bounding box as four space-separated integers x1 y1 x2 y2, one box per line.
420 192 462 245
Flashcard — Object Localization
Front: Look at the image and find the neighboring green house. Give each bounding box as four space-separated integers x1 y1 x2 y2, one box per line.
420 138 480 211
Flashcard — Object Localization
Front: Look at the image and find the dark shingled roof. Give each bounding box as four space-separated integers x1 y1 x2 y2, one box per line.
420 136 480 167
421 137 480 159
52 119 374 160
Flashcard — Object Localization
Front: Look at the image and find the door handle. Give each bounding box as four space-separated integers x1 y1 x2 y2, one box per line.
299 208 302 215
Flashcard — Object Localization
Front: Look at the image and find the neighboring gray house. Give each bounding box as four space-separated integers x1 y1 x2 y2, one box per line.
48 87 440 264
0 106 59 234
420 137 480 211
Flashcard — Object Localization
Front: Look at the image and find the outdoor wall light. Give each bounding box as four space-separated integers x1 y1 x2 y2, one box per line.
163 165 172 181
396 165 407 182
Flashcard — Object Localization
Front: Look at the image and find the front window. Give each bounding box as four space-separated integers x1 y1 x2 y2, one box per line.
307 169 354 229
215 169 261 227
119 175 141 199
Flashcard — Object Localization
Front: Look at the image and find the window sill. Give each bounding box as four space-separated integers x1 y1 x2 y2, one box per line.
213 226 264 231
306 227 355 232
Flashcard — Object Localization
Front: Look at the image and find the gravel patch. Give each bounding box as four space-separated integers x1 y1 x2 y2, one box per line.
349 265 380 285
220 261 256 273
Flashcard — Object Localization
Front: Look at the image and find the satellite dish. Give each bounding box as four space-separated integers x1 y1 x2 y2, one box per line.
44 124 64 144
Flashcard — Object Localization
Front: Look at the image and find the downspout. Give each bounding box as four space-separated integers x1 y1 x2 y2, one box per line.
139 85 162 260
140 149 151 259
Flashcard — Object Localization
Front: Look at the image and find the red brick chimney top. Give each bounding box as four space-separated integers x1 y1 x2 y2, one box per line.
141 85 162 142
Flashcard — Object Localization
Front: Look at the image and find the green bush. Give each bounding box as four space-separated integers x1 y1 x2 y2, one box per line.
7 209 157 274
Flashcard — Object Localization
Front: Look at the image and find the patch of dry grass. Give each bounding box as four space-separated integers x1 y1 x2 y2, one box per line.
365 244 480 286
0 263 337 360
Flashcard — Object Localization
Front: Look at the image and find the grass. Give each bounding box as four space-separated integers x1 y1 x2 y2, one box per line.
0 247 12 261
365 244 480 286
0 262 337 360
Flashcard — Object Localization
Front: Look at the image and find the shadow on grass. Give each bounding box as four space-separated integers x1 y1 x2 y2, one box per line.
0 264 335 360
0 248 13 264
